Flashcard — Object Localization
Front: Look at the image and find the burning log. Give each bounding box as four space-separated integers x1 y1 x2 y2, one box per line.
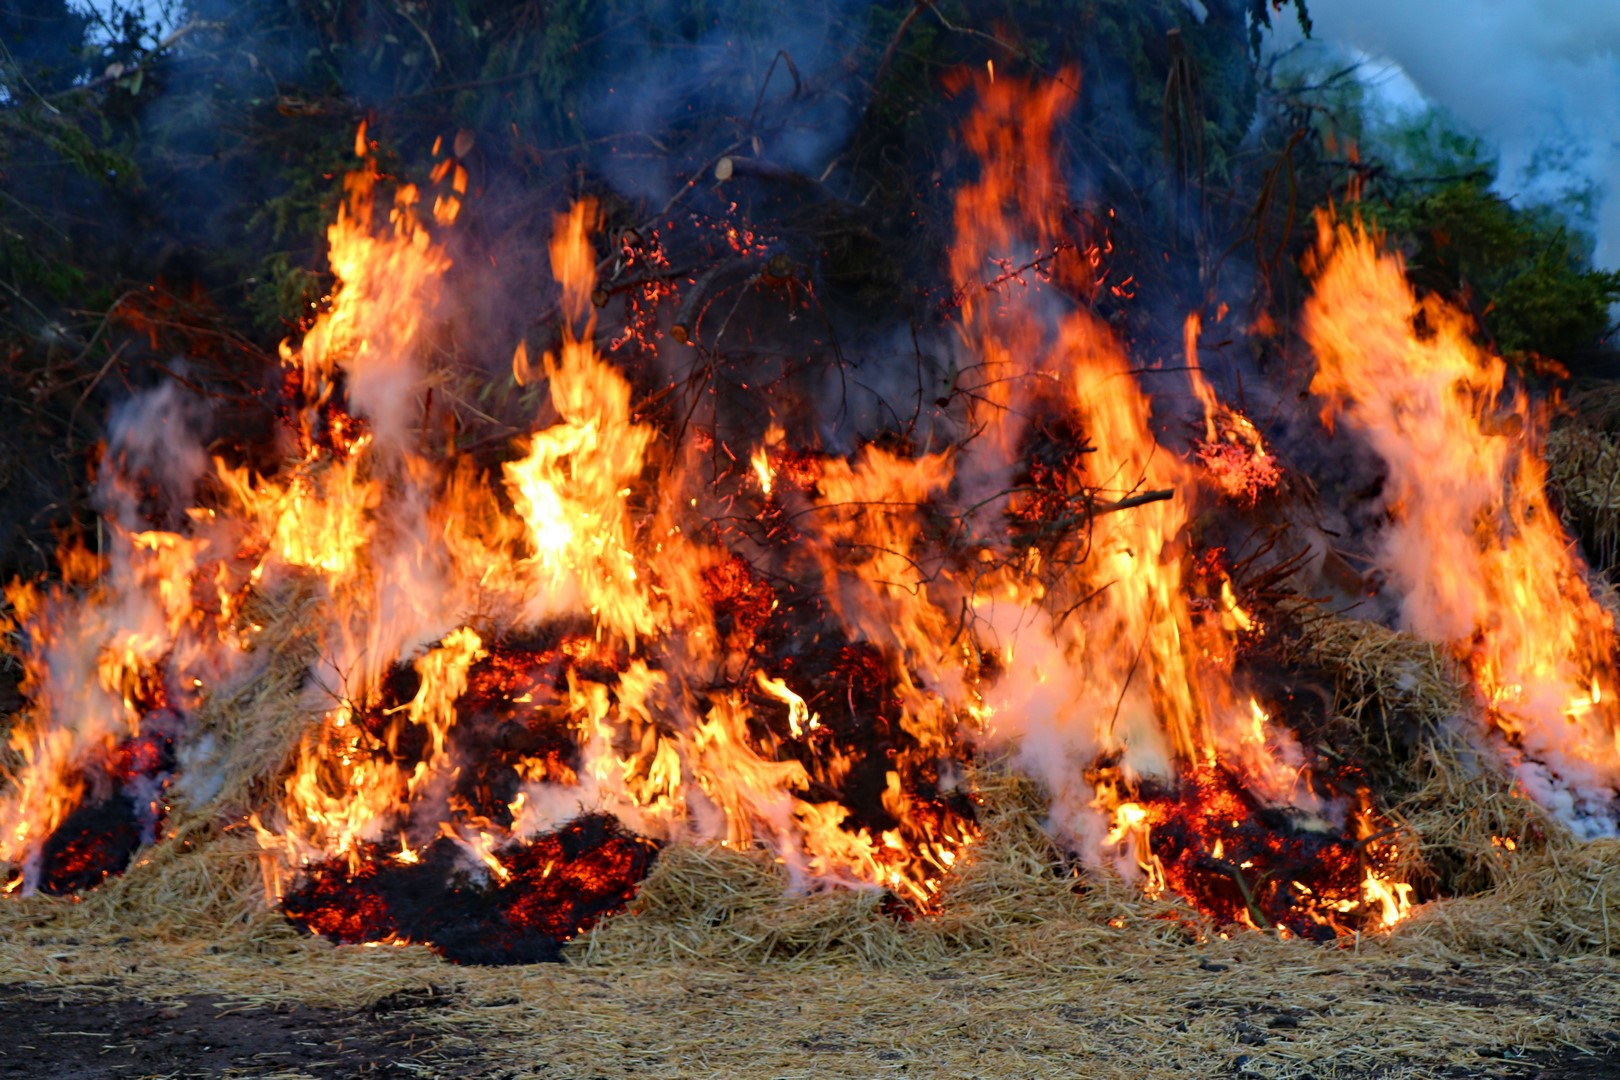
670 260 753 346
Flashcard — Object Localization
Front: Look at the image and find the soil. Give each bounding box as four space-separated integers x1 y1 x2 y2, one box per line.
0 984 472 1079
1516 1042 1620 1080
0 976 1614 1078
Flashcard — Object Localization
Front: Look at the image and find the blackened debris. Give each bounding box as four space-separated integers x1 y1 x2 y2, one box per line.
35 719 177 896
37 797 146 896
281 814 658 965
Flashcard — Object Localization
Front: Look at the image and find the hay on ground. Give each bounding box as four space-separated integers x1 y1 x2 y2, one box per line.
1297 614 1557 897
3 590 1620 1075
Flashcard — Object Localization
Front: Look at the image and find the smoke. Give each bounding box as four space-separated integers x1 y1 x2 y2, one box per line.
1272 0 1620 269
582 2 871 206
100 379 211 526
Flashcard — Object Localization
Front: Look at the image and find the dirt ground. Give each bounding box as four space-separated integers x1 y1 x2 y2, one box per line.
0 984 471 1079
0 954 1617 1080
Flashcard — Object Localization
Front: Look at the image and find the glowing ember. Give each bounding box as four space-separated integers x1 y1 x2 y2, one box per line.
282 814 656 964
1101 762 1405 939
1185 314 1282 507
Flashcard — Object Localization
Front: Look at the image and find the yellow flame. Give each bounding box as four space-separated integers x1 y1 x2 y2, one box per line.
1306 214 1620 790
754 670 818 737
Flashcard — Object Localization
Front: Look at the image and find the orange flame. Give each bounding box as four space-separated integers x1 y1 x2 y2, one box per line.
1 102 1420 940
1305 214 1620 817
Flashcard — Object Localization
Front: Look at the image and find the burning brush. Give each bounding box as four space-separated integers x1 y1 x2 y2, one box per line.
1184 313 1282 508
1 70 1614 965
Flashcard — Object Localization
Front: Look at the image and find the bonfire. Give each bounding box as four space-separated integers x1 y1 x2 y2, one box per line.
2 5 1619 1076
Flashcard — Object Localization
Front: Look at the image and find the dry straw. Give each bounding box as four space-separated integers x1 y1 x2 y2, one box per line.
1296 613 1620 963
1548 424 1620 576
3 584 1620 1075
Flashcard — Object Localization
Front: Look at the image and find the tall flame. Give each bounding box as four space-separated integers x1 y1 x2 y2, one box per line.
1305 214 1620 828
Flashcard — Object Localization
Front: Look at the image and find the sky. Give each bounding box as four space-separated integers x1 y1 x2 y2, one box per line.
1273 0 1620 270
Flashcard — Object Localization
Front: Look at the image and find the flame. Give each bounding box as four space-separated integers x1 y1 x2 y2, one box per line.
0 101 1423 943
216 450 379 581
937 71 1407 936
951 72 1236 779
754 671 818 737
0 475 239 893
214 154 975 909
511 339 537 388
1362 870 1414 929
1185 313 1281 506
1305 214 1620 819
751 424 782 498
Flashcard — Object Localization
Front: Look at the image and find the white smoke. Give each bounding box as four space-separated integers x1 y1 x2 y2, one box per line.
101 380 211 524
1272 0 1620 269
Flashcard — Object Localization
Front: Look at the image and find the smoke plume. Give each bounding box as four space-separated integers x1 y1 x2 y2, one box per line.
1273 0 1620 269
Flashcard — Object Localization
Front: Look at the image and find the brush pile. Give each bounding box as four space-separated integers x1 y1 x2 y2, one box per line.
1 26 1617 1015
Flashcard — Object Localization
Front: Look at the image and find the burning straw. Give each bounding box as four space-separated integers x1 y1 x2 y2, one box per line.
3 595 1611 980
1 599 1619 1080
571 761 1155 968
0 581 326 950
1296 612 1620 961
2 70 1618 1032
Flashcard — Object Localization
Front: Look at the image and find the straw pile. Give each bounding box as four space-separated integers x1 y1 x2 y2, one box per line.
574 765 1190 970
1547 382 1620 579
1293 616 1549 895
1292 614 1620 966
1547 425 1620 578
3 590 1620 1076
